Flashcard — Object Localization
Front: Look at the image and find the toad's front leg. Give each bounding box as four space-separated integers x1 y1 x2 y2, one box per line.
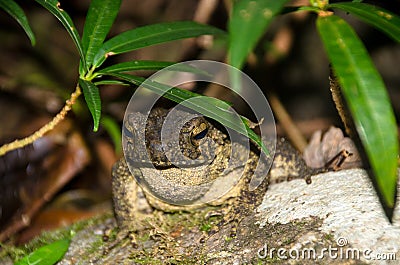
111 158 152 248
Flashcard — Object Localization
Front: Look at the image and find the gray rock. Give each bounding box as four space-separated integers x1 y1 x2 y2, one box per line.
257 168 400 264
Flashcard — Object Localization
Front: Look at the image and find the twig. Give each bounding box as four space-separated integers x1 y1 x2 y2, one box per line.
329 68 356 138
178 0 219 61
0 85 81 156
268 91 308 152
194 0 219 24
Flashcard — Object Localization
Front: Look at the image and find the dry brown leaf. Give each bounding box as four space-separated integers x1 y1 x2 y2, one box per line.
303 126 362 169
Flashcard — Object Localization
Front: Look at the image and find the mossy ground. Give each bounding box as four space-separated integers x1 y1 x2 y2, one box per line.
1 204 367 264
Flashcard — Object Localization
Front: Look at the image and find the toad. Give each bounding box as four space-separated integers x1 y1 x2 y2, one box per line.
111 108 328 242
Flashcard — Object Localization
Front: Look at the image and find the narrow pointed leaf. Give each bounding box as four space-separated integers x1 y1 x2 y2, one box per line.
108 73 231 108
15 239 70 265
0 0 36 45
101 115 122 154
329 2 400 42
228 0 289 70
96 60 211 77
79 79 102 131
94 79 127 86
82 0 121 70
92 21 226 68
108 73 269 155
97 61 176 74
35 0 86 70
317 15 398 208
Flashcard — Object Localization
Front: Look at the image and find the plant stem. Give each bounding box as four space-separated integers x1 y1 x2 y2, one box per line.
0 85 82 156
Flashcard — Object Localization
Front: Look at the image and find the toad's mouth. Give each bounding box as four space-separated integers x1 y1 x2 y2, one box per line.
131 154 218 169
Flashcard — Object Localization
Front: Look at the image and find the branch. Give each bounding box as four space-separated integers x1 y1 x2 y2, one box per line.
0 85 81 156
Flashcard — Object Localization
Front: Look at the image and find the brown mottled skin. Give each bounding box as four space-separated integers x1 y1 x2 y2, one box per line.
112 108 322 234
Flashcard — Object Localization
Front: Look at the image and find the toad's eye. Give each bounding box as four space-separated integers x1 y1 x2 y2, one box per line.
191 122 208 143
193 127 208 140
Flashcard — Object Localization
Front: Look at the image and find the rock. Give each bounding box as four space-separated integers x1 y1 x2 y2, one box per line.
257 168 400 264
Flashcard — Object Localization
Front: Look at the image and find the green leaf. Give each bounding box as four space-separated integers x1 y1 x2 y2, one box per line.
228 0 289 70
81 0 121 72
35 0 86 70
79 79 102 131
92 21 226 68
108 73 269 155
97 61 176 74
14 239 70 265
329 2 400 42
96 60 211 78
0 0 36 45
101 115 122 154
317 15 399 208
94 79 128 86
107 73 231 108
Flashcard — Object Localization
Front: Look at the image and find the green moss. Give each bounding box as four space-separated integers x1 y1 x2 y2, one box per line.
132 256 164 265
0 213 112 263
224 236 234 242
200 222 212 232
0 243 27 262
323 233 334 241
282 237 295 245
